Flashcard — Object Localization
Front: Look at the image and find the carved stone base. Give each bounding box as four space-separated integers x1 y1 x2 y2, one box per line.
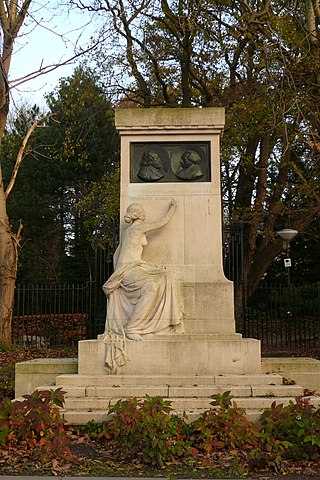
78 334 261 376
182 280 236 334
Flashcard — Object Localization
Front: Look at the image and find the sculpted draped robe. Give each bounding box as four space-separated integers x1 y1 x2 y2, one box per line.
103 261 182 337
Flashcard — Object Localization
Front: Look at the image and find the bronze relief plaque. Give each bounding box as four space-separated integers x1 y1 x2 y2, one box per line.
130 142 211 183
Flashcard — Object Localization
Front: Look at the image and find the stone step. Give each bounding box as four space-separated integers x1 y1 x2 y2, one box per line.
56 373 283 388
62 410 111 425
52 371 320 426
83 385 252 398
61 383 303 399
63 392 307 413
262 357 320 373
262 358 320 393
175 409 265 424
60 396 320 425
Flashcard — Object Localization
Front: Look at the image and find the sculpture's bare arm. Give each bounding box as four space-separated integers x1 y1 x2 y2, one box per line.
139 199 176 233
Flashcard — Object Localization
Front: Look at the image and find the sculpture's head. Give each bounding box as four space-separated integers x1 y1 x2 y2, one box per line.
141 151 163 169
124 204 146 224
181 150 201 167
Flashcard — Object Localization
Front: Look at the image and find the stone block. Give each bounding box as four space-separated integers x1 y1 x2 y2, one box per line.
61 386 86 397
262 357 320 373
86 386 168 397
214 373 282 386
115 107 225 130
78 337 261 376
251 384 303 397
168 385 252 397
168 397 213 410
235 397 294 409
15 358 78 397
183 281 235 334
261 357 320 392
62 411 111 425
64 397 115 410
284 373 320 393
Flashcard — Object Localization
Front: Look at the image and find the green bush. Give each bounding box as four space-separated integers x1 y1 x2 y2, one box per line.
0 388 73 464
94 393 320 474
191 391 260 454
100 395 191 467
258 397 320 460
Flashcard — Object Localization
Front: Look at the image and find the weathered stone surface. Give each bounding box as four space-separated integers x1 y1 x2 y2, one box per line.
115 107 234 337
55 372 320 425
262 357 320 392
15 358 78 397
78 337 261 376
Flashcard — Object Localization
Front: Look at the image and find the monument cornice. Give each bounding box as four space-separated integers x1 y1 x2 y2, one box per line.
116 127 224 135
115 107 225 132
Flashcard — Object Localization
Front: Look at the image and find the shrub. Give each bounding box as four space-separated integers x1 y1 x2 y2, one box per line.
258 398 320 460
191 391 260 454
100 395 191 466
0 388 72 464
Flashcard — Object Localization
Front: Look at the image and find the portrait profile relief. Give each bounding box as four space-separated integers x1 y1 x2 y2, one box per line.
173 150 203 181
137 150 166 182
130 142 210 183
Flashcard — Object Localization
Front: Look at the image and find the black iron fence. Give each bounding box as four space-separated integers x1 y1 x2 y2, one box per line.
12 283 113 347
12 280 320 354
12 244 117 347
223 222 244 288
241 282 320 355
13 283 92 347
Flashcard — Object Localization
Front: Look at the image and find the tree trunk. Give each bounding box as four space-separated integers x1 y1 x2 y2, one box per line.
0 191 19 344
0 62 14 344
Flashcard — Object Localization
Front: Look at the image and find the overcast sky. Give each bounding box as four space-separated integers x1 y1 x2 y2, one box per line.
9 2 97 110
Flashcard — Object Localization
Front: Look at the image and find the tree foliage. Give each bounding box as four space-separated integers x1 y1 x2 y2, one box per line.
0 0 112 343
1 105 65 283
0 0 37 344
75 0 320 307
43 67 120 278
2 68 120 284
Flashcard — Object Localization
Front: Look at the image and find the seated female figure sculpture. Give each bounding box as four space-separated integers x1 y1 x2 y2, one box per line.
101 200 183 346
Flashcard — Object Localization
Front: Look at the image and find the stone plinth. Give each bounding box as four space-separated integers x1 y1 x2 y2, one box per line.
78 335 261 376
115 107 235 335
68 108 263 395
262 357 320 392
15 358 78 397
55 372 320 425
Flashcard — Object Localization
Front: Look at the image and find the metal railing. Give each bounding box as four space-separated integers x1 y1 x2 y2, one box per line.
12 281 320 354
13 283 92 347
240 282 320 355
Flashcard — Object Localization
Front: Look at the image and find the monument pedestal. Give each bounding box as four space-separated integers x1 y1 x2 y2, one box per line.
57 107 299 424
78 334 261 376
182 279 236 334
80 108 262 379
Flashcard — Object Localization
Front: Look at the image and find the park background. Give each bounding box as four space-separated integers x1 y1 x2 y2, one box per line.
0 0 318 357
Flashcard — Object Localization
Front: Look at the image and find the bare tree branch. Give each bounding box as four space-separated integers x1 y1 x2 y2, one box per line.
5 113 54 198
9 39 102 88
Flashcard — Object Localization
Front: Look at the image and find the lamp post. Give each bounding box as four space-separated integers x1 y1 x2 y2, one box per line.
277 228 298 287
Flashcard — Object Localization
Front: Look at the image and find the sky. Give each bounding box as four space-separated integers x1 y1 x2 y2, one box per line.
9 1 98 110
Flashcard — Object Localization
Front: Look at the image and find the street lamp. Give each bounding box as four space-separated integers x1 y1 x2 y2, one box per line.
277 228 298 286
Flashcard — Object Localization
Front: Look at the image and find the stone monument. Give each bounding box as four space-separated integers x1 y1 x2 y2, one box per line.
49 107 320 425
78 107 261 376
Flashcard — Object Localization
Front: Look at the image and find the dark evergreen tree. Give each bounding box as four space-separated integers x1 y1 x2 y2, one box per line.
2 68 120 284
